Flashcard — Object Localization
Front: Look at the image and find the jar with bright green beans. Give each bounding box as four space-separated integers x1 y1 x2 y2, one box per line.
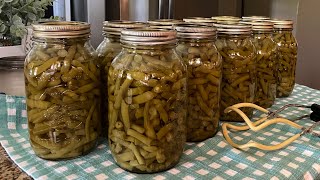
272 20 297 97
108 29 187 173
24 21 100 160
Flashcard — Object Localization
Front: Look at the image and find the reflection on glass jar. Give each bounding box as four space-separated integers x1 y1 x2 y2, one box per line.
272 20 297 97
108 29 187 173
175 24 222 141
24 21 100 160
215 23 256 122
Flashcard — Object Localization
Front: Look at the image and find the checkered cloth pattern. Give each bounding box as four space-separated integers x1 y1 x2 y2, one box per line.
0 84 319 180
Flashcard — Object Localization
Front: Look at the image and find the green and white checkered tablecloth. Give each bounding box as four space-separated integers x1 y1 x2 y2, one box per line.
0 84 319 180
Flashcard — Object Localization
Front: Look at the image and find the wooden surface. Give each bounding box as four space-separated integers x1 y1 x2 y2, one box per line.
0 144 32 180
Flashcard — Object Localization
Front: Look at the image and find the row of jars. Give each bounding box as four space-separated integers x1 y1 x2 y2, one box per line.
23 16 297 173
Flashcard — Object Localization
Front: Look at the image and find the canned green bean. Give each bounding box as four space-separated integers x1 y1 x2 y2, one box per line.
175 24 222 141
215 23 257 122
25 21 100 159
108 29 187 173
272 20 297 97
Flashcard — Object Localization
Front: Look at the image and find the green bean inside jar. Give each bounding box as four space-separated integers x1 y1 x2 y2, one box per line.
215 23 257 122
272 20 297 97
175 24 222 141
24 21 101 160
96 21 147 136
108 29 187 173
244 21 277 108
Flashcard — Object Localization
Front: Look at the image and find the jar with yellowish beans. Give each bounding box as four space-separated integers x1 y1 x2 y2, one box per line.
108 29 187 173
215 23 257 122
272 20 297 97
175 24 222 142
24 21 100 160
96 21 146 136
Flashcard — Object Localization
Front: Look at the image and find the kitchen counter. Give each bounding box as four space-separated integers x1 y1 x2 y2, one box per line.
0 144 31 180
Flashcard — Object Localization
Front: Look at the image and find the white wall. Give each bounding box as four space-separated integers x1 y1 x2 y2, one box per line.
296 0 320 90
270 0 299 35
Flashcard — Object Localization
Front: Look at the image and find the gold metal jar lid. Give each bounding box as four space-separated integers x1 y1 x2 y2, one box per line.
103 20 147 36
216 23 252 35
175 24 216 39
271 19 293 29
148 19 184 30
121 28 177 45
183 17 216 26
241 21 274 31
32 21 90 38
212 16 241 25
242 16 270 21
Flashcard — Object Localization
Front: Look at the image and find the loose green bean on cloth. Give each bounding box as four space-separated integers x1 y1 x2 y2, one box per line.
0 84 320 179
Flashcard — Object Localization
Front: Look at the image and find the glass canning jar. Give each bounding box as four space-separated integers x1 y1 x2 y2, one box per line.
215 24 257 122
246 21 277 108
108 29 187 173
96 21 146 136
175 24 222 141
212 16 241 24
24 21 100 160
272 20 297 97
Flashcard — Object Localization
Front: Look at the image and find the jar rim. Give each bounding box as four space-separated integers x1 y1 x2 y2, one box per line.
242 16 270 21
121 28 177 45
32 21 90 38
175 24 216 39
183 17 216 25
241 21 274 31
270 19 294 29
103 20 147 36
215 23 251 34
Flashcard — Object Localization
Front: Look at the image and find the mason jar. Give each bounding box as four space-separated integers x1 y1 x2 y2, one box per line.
245 21 277 108
215 24 257 122
108 29 187 173
175 24 222 141
96 21 146 136
24 21 100 160
272 20 297 97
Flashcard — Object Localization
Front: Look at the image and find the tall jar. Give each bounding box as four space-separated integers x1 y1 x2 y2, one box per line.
175 24 222 141
215 24 256 122
24 21 100 160
108 29 187 173
272 20 297 97
247 21 277 108
96 21 146 136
